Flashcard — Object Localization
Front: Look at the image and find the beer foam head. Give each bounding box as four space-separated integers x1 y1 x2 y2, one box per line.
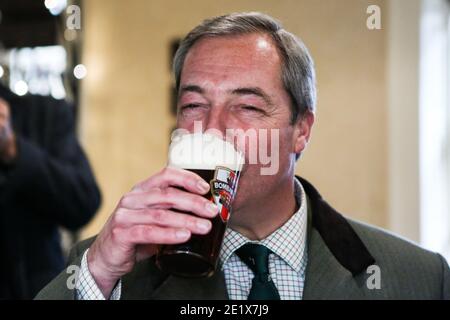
168 133 244 171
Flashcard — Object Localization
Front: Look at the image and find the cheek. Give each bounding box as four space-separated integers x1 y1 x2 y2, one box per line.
228 127 293 165
258 127 294 160
176 119 193 132
176 117 206 133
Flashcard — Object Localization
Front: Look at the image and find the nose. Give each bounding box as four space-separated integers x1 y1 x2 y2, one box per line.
204 106 228 135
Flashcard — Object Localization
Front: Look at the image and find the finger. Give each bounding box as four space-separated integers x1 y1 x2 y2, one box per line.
117 225 192 245
119 187 218 218
113 208 213 235
132 167 210 195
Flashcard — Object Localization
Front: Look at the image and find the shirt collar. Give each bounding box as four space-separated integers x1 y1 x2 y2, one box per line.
219 178 308 272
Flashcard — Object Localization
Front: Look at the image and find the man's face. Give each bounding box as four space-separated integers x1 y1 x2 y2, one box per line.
176 33 308 218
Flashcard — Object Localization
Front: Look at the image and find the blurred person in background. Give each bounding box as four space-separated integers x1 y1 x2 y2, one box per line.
0 83 101 299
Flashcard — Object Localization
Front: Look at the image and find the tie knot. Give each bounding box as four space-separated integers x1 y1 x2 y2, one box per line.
235 243 271 276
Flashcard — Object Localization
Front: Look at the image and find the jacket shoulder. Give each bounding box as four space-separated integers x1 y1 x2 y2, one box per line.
348 219 437 261
34 237 97 300
67 236 97 263
347 219 450 299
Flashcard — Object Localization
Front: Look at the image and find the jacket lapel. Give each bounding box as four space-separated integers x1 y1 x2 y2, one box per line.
299 177 375 276
300 176 375 299
303 228 366 299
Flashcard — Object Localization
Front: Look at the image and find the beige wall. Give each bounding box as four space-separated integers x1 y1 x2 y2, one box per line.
79 0 387 239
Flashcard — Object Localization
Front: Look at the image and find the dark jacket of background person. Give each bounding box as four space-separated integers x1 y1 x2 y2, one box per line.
0 84 101 299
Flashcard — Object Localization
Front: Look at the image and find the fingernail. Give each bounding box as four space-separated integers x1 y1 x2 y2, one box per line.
176 229 190 239
197 180 210 193
205 202 218 215
196 220 211 232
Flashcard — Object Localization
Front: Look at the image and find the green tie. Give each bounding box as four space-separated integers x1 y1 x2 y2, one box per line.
235 243 281 300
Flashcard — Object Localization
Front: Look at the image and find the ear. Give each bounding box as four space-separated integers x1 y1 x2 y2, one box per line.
293 111 315 155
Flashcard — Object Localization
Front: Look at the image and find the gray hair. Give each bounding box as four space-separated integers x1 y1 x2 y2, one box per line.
173 12 317 123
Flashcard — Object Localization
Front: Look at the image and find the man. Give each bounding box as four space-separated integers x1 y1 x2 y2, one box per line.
0 84 101 299
37 12 449 300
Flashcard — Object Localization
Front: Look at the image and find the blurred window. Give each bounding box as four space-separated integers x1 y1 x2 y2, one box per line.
7 45 67 99
419 0 450 260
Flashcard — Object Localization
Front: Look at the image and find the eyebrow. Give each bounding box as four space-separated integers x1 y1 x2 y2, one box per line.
230 87 274 106
179 84 204 96
179 84 273 106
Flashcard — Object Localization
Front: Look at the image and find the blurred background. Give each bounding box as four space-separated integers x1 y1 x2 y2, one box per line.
0 0 448 262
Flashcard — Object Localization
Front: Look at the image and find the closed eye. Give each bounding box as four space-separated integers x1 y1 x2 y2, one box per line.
181 104 200 110
241 105 263 112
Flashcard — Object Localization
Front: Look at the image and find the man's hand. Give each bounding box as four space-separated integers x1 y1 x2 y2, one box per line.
0 98 17 164
87 167 218 298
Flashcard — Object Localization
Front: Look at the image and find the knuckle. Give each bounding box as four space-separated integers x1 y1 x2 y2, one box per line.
118 195 128 207
159 187 169 198
110 226 122 243
131 182 144 192
184 216 197 229
129 226 142 240
155 188 169 198
113 208 127 225
130 225 152 241
155 187 171 204
150 209 166 223
160 187 176 203
195 197 208 209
